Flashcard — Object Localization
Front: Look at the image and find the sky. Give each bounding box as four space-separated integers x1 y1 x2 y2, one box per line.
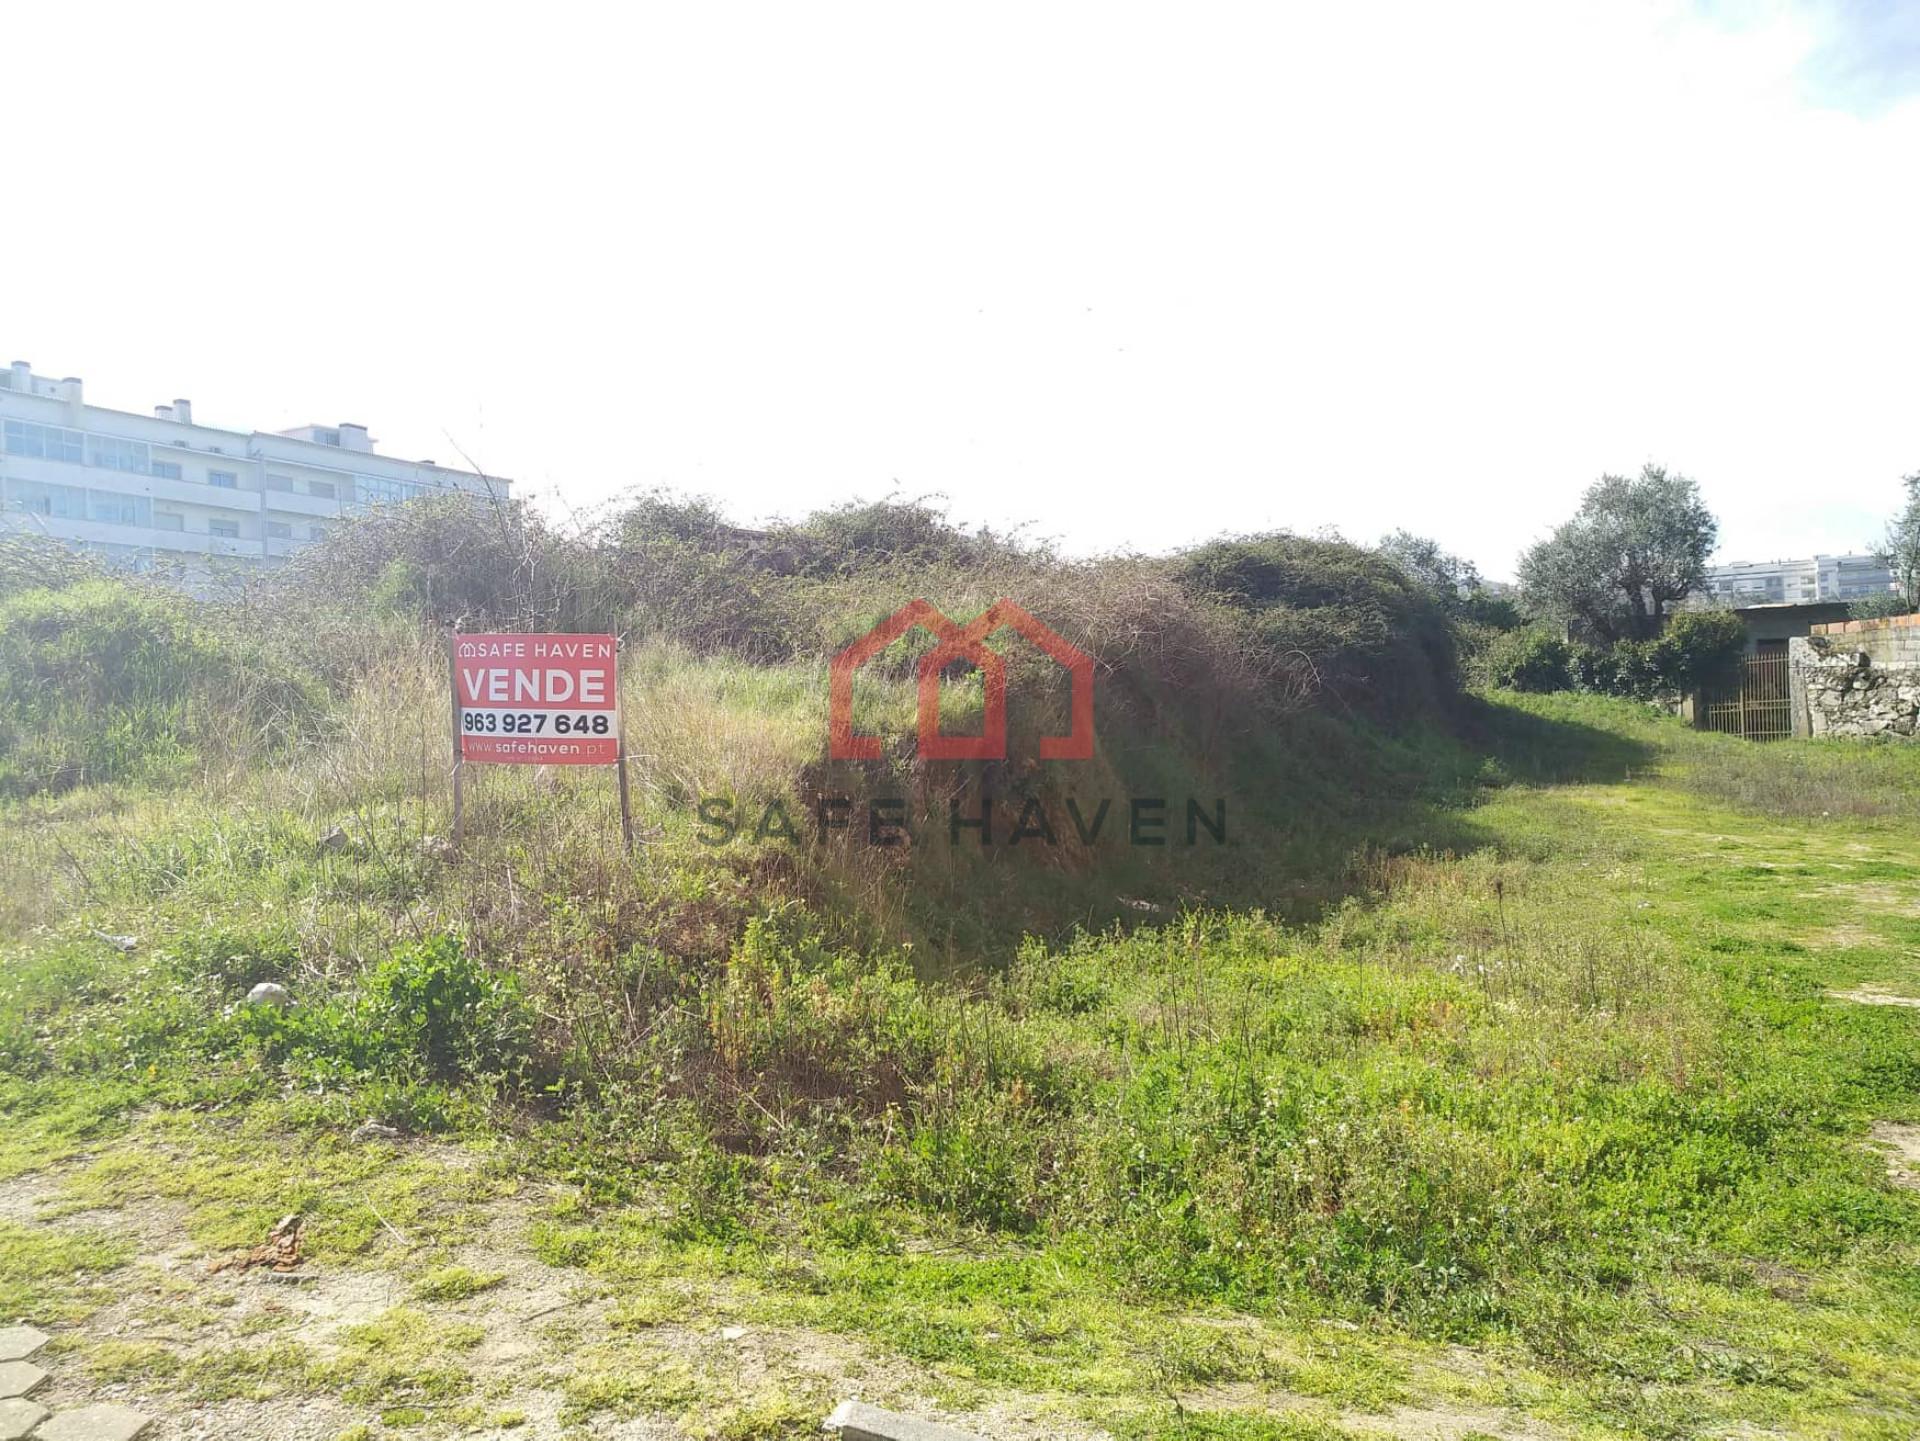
5 1 1918 581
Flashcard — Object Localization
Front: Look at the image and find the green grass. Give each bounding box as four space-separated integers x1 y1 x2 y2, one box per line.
2 690 1918 1437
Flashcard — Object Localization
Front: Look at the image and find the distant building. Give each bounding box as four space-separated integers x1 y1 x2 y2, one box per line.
1701 553 1896 607
0 359 507 581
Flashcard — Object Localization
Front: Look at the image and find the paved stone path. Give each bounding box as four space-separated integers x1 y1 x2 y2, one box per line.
0 1330 149 1441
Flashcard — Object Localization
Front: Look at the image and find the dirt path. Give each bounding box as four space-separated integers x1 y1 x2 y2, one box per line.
0 1158 1121 1441
0 1152 1582 1441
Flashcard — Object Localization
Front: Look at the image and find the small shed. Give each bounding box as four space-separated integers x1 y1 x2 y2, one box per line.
1726 601 1854 656
1691 602 1854 738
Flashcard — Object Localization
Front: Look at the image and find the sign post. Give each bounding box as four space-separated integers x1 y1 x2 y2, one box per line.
614 657 634 853
450 632 630 851
447 629 467 849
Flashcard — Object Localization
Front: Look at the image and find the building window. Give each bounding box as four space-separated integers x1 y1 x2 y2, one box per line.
308 523 328 540
266 521 292 539
2 419 84 464
86 435 150 474
263 473 293 492
307 479 336 499
154 512 185 532
152 460 183 480
5 480 86 518
87 492 152 527
208 470 238 488
208 519 240 539
313 428 341 447
358 475 423 505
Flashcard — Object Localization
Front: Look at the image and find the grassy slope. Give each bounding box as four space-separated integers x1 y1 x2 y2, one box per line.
1 693 1918 1438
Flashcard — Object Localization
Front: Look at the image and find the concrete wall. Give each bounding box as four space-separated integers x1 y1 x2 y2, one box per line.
1789 623 1920 738
1736 602 1852 652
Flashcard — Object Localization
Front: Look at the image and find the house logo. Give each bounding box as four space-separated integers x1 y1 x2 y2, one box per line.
829 599 1095 761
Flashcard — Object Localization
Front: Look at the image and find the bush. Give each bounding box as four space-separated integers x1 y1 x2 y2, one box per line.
250 497 1458 739
607 492 798 658
0 578 324 795
242 934 534 1087
1605 638 1662 699
0 533 104 601
1566 643 1618 695
1175 533 1459 717
1848 589 1912 622
772 495 1021 579
1486 629 1574 693
264 494 616 634
1645 608 1745 696
1497 611 1745 701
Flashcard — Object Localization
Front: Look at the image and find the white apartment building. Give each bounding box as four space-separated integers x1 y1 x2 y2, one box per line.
0 359 508 579
1702 553 1897 606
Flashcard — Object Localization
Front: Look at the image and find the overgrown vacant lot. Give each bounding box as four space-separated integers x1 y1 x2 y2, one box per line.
0 514 1915 1439
3 684 1919 1441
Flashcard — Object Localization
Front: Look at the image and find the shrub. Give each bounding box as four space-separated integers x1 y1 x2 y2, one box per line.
1644 608 1745 696
1505 612 1744 700
241 934 534 1087
0 578 324 794
362 934 533 1080
1848 589 1912 622
264 494 615 634
0 533 104 601
1566 643 1618 694
1486 628 1573 693
879 1090 1052 1232
1175 532 1458 717
607 491 799 658
1606 638 1661 699
1459 589 1525 630
771 495 1017 578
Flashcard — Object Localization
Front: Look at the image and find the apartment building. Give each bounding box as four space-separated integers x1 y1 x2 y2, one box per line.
0 359 507 580
1702 553 1897 606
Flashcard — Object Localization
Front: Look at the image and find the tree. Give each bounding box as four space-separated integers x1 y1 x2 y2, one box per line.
1378 530 1481 601
1377 531 1523 629
1874 470 1920 614
1848 589 1908 622
1517 464 1717 644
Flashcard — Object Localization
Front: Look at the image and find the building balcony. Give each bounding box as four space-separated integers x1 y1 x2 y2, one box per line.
145 474 261 513
261 488 349 519
2 513 264 559
0 452 261 513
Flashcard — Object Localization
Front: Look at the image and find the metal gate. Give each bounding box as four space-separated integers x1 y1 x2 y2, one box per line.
1702 652 1792 740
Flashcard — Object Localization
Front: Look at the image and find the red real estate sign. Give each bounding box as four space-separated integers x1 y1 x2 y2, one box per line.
454 633 620 765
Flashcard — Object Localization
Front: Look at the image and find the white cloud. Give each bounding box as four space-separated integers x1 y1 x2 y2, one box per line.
6 0 1917 578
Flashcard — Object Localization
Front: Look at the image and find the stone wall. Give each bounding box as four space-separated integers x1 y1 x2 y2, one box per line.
1789 626 1920 738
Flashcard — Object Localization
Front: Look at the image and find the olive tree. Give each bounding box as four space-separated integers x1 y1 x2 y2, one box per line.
1518 464 1717 644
